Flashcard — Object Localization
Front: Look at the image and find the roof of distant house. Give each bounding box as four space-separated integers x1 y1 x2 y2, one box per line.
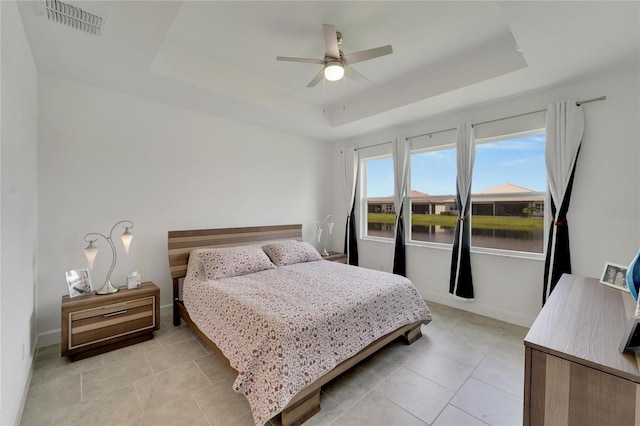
474 183 535 194
368 184 542 204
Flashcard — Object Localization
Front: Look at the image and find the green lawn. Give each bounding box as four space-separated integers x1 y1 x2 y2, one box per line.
368 213 543 231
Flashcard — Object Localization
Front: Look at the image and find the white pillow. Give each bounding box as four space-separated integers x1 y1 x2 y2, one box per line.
262 241 322 266
195 246 275 280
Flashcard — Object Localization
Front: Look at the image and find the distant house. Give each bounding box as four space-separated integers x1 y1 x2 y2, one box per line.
368 183 544 217
367 199 395 214
410 190 455 215
368 190 427 214
471 183 544 217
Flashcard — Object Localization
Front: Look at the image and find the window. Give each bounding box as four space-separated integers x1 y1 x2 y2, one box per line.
360 130 546 254
471 131 546 253
363 155 395 239
409 146 458 244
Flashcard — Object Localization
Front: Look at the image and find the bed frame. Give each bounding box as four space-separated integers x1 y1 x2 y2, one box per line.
167 224 422 426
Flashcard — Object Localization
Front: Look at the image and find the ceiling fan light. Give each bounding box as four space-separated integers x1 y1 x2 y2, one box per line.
324 63 344 81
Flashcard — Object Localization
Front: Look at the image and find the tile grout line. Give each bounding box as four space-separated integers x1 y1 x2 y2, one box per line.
447 374 491 425
190 393 214 426
132 380 145 421
192 357 214 386
465 373 524 402
133 350 154 416
468 337 526 401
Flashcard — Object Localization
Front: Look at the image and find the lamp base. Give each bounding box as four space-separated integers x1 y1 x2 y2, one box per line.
96 280 119 295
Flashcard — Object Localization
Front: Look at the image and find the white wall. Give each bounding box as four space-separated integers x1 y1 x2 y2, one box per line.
331 68 640 327
36 74 331 344
1 1 39 424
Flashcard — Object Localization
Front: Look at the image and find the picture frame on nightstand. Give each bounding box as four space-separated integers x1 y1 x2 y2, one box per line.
65 268 92 298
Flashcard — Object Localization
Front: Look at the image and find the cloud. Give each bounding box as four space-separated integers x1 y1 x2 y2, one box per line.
414 150 455 161
500 156 544 167
477 140 543 151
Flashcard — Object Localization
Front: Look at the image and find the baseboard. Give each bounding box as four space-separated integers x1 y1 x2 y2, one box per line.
12 336 37 426
160 303 172 318
421 290 536 328
37 328 60 348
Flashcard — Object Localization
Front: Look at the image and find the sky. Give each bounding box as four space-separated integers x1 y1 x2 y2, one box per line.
366 133 546 197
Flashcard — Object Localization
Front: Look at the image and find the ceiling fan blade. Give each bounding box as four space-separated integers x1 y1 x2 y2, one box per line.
323 24 340 58
307 69 325 88
345 65 369 82
343 45 393 65
276 56 324 64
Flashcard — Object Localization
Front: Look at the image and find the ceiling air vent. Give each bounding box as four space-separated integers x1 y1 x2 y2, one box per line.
39 0 106 36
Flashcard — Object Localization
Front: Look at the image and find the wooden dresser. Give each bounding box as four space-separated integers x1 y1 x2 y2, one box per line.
524 274 640 426
61 281 160 360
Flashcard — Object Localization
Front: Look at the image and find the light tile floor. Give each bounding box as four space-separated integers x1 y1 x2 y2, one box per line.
20 302 528 426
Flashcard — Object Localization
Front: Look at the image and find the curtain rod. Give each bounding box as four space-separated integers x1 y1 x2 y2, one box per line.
405 95 606 142
353 140 393 151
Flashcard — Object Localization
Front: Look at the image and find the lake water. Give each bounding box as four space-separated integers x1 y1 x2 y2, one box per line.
367 223 544 253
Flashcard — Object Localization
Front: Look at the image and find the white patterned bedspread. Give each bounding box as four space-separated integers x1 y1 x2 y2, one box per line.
183 258 431 425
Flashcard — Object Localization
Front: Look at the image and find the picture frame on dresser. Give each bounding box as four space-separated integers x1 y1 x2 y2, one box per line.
599 262 629 292
65 268 92 297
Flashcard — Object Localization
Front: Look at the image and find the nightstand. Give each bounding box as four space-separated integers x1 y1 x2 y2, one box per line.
61 281 160 361
322 252 347 264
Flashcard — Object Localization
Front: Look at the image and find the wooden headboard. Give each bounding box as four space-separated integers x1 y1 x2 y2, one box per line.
167 224 303 280
168 224 303 326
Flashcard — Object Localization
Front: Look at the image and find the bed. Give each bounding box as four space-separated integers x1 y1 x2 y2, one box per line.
167 224 431 426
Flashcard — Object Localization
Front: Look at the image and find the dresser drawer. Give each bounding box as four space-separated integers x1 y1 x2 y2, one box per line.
68 296 156 349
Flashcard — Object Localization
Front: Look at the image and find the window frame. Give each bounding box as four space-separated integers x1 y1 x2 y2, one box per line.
406 129 548 260
360 153 396 242
356 128 548 260
407 142 458 249
469 129 547 258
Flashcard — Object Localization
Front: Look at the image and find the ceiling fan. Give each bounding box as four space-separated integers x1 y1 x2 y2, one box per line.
276 24 393 88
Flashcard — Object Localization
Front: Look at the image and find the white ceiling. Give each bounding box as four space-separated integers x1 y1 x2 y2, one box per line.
16 1 640 142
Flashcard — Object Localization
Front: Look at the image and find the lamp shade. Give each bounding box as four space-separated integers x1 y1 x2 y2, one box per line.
84 241 99 269
327 218 335 235
324 63 344 81
120 228 133 254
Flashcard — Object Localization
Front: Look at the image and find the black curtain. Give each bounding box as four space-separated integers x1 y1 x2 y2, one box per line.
542 151 579 304
392 203 406 276
449 194 474 298
344 202 359 266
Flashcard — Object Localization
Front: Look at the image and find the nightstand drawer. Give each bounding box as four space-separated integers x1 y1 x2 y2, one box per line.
71 298 152 321
69 296 155 349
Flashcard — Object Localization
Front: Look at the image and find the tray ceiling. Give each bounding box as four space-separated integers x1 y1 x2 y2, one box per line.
16 1 640 141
